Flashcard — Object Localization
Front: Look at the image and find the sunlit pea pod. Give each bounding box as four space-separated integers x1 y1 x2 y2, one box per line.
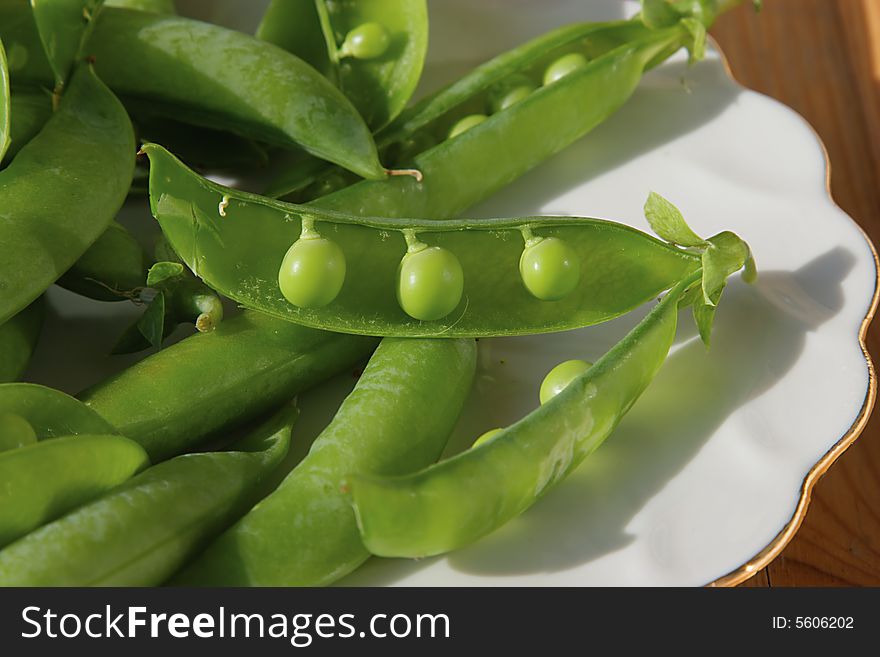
0 403 296 586
264 15 678 199
0 64 135 326
257 0 428 130
173 337 476 587
145 144 701 338
347 273 700 558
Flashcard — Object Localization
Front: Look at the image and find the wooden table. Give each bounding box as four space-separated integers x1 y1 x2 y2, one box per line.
711 0 880 586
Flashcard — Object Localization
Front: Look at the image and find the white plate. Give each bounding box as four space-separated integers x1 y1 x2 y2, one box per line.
27 1 877 586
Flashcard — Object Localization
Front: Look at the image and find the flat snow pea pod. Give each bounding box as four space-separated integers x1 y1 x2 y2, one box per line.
0 64 135 325
145 145 700 337
0 403 296 587
0 300 43 383
174 336 476 587
2 88 52 164
81 7 392 180
80 310 378 462
57 221 149 302
349 274 698 557
0 382 118 437
29 0 101 92
257 0 429 129
0 433 147 548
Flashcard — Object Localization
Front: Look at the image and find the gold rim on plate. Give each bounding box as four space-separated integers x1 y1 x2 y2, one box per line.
706 36 880 587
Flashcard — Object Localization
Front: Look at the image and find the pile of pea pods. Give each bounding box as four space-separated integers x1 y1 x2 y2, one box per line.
0 0 759 586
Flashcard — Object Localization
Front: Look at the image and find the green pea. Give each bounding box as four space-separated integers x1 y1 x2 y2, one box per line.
520 237 581 301
543 52 588 85
539 359 593 405
489 76 537 113
398 246 464 321
340 22 391 60
0 413 38 453
278 236 346 308
448 114 488 139
473 428 503 448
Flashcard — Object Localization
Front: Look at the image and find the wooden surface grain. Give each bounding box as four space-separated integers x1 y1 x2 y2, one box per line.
711 0 880 586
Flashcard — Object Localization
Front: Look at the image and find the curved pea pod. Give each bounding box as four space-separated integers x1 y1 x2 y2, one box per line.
0 300 43 383
0 63 135 325
0 433 148 548
2 89 52 164
80 310 378 462
257 0 428 129
56 221 149 302
80 7 388 180
349 275 697 557
0 382 118 437
174 337 476 587
145 145 700 338
0 403 295 587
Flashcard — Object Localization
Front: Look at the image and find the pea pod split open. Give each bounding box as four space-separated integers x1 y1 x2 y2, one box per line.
146 145 701 337
257 0 428 130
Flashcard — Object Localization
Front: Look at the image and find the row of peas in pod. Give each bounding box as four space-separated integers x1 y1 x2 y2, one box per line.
278 217 582 320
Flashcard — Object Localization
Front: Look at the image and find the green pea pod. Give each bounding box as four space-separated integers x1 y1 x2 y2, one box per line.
174 337 476 587
29 0 101 91
0 433 147 548
80 311 377 462
78 7 389 180
0 38 9 162
145 144 700 337
0 403 295 587
0 382 118 437
2 88 52 164
348 275 698 557
257 0 429 129
0 301 43 383
0 63 135 325
56 221 149 302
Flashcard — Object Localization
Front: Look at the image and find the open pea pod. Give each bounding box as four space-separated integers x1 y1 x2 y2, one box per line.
0 63 134 325
257 0 429 129
146 144 700 338
0 403 295 586
0 301 44 384
0 433 147 548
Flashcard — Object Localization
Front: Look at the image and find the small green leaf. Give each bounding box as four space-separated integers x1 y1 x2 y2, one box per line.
146 261 185 289
743 249 758 284
644 192 707 247
137 291 167 349
701 231 749 306
640 0 681 28
676 282 703 309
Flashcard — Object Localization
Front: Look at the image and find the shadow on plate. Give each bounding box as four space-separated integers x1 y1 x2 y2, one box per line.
339 246 854 584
